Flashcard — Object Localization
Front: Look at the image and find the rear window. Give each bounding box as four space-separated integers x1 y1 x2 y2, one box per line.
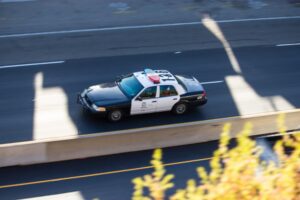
174 75 187 92
175 75 203 93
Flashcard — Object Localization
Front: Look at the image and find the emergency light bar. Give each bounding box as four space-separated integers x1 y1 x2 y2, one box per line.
144 68 160 84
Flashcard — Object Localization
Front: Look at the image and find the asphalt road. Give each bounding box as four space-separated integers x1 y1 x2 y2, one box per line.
1 18 300 65
0 141 216 200
1 0 299 35
0 1 299 199
1 43 300 143
0 136 278 200
1 1 300 144
0 44 300 143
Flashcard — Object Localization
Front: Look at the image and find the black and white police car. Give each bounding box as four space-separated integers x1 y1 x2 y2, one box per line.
77 69 207 122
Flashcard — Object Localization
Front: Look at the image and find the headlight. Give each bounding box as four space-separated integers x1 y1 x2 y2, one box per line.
92 104 106 111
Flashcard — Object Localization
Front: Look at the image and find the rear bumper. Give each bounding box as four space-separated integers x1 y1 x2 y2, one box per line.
189 97 207 107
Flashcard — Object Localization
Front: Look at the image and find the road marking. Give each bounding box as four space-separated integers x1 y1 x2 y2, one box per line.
0 16 300 38
0 61 65 69
0 0 35 2
276 42 300 47
0 157 211 189
201 80 224 85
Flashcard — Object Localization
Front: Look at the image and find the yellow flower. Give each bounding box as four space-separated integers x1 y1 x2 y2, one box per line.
132 115 300 200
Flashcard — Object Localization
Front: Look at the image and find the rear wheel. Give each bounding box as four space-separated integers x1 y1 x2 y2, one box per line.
107 110 123 122
172 103 188 115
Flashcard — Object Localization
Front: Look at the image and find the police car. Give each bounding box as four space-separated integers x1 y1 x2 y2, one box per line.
77 69 207 122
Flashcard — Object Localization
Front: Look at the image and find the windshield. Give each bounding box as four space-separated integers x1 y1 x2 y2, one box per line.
118 75 143 97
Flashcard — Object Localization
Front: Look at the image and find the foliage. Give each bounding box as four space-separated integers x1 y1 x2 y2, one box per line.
132 149 175 200
132 114 300 200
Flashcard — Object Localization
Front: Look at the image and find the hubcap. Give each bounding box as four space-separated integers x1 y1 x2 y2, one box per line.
111 111 121 121
176 104 186 114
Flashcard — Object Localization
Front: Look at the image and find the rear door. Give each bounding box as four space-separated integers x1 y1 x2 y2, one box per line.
156 85 180 112
131 86 158 115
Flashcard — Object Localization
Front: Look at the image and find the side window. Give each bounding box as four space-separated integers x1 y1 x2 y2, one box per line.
160 85 178 97
139 86 157 99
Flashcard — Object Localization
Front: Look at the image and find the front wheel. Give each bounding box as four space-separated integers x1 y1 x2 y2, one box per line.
107 110 123 122
172 103 188 115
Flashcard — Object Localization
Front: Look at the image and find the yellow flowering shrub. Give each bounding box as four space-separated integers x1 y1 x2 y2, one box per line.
132 148 175 200
132 115 300 200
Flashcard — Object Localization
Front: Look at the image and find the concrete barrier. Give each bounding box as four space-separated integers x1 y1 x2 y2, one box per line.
0 109 300 167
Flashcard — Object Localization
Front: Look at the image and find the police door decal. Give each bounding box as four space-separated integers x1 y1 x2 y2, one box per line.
130 86 157 115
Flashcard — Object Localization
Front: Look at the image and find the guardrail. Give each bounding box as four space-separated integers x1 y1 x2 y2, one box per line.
0 109 300 167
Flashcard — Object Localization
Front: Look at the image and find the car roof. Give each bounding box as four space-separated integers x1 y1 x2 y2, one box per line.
134 69 178 88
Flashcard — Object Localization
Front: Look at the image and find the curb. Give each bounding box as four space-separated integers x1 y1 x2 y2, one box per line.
0 109 299 167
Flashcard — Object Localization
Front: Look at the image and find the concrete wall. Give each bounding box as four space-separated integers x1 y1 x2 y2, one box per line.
1 109 300 167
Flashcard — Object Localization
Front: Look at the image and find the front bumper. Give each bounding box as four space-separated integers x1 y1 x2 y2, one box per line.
77 91 106 115
77 93 92 110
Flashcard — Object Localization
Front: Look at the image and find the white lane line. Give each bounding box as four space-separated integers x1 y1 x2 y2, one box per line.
0 61 65 69
200 80 224 85
0 0 35 2
1 15 300 38
216 15 300 23
0 23 200 38
276 42 300 47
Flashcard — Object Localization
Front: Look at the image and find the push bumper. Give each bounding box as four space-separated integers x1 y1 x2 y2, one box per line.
77 93 92 110
77 92 107 116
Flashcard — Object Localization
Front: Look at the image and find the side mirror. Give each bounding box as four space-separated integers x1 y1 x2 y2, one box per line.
136 96 142 101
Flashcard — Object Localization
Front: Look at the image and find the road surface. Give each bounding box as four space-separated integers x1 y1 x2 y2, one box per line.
0 44 299 143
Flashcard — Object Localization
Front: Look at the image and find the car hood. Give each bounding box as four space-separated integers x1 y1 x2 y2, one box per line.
86 82 130 107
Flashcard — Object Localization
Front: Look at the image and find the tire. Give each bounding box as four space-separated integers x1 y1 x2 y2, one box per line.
107 110 123 122
172 103 188 115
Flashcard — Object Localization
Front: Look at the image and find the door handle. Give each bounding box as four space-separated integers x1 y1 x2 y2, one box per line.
152 100 157 103
173 98 178 100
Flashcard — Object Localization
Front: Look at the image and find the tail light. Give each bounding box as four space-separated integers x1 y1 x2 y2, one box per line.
197 90 206 99
201 90 206 97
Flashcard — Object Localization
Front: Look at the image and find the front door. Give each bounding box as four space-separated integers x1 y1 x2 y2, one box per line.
131 86 158 115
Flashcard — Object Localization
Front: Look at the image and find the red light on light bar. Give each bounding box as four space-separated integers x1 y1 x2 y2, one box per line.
144 68 160 83
148 75 160 83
